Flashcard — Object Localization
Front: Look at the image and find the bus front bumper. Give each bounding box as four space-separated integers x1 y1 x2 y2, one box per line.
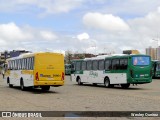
129 77 152 84
34 80 64 86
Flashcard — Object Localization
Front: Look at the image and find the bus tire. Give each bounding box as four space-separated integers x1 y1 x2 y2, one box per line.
121 83 130 89
93 83 97 86
104 77 113 88
77 77 83 85
20 79 26 91
7 78 13 88
41 86 50 91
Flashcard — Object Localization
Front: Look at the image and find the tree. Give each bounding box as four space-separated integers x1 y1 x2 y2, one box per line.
65 50 72 64
77 54 85 59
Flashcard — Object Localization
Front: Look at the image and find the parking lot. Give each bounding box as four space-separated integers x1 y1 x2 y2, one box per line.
0 75 160 119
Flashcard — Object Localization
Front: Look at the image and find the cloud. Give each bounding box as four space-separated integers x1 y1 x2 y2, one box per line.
0 0 84 15
83 12 130 31
0 22 58 51
0 22 32 41
0 0 160 18
1 1 160 55
40 31 57 40
39 0 84 14
81 7 160 54
96 0 160 18
77 33 90 41
0 23 91 54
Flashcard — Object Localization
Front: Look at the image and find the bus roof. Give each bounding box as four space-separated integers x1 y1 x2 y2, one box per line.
6 52 63 61
71 54 150 62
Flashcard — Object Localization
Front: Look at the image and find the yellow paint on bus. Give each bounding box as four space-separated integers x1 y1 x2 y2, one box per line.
33 53 65 86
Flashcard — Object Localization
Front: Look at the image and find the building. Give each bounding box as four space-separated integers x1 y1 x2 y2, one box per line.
65 52 96 64
156 47 160 60
0 51 10 64
146 47 157 60
10 50 30 58
123 50 140 55
0 50 30 65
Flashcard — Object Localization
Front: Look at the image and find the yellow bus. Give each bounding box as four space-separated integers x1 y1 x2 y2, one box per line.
4 52 65 91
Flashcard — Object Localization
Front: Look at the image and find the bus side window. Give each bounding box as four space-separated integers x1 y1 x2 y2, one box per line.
10 61 13 70
98 60 104 70
29 58 31 70
76 61 81 71
112 59 119 70
8 61 10 70
93 60 98 70
15 60 17 70
13 60 15 70
22 59 24 70
26 58 28 70
82 61 86 70
25 58 27 69
28 58 31 70
11 60 13 70
16 60 18 70
87 61 92 70
105 60 111 70
20 59 22 70
27 58 30 70
120 59 128 70
23 58 26 69
17 60 19 70
18 59 20 70
31 57 34 70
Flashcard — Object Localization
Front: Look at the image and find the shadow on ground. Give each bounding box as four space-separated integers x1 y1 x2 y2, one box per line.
6 86 59 94
73 83 148 90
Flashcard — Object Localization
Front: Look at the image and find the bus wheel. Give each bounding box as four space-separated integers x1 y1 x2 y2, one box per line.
41 86 50 91
93 83 97 86
9 84 13 88
7 78 13 88
104 77 113 88
121 83 130 89
20 79 26 91
77 77 83 85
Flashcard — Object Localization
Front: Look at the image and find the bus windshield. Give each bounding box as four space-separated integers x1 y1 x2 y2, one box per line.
65 65 71 69
132 56 150 66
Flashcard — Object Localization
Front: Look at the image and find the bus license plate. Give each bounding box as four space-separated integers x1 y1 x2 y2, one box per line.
48 78 53 80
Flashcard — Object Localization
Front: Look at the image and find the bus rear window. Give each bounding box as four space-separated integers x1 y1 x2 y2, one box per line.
132 56 150 66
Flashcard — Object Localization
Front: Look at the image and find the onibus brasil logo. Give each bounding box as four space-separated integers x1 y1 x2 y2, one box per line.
89 71 98 78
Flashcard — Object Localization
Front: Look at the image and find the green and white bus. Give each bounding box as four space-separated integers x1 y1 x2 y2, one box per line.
71 54 152 88
65 64 71 75
152 60 160 78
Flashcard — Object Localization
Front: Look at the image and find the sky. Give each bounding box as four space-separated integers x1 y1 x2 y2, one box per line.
0 0 160 55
